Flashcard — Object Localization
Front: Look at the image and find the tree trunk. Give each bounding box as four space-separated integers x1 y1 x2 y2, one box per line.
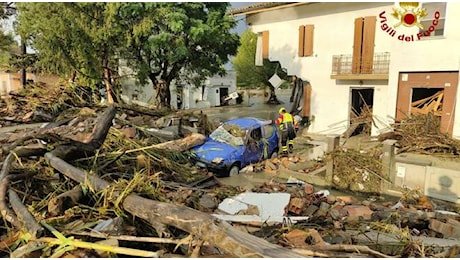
103 66 115 104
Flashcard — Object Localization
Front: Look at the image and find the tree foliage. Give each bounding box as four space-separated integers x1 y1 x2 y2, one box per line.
232 29 288 103
16 2 124 103
0 2 16 70
113 2 239 108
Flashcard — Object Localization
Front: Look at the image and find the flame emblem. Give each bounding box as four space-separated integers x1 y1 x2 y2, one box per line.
391 2 427 29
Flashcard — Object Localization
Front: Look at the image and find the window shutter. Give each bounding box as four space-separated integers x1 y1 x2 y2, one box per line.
304 24 314 56
298 25 305 57
255 33 263 66
262 31 269 59
352 17 363 74
361 16 376 74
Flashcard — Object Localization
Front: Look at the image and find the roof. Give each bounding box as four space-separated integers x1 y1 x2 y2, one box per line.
228 2 309 16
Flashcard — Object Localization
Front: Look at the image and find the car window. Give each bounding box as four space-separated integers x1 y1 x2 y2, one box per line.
263 124 275 139
250 127 262 141
209 123 245 146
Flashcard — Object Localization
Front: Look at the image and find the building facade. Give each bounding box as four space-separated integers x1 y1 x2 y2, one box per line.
230 2 460 138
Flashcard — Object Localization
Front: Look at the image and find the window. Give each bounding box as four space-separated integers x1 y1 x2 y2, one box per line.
255 31 269 66
250 127 262 141
419 2 446 37
263 124 275 139
298 24 314 57
352 16 376 74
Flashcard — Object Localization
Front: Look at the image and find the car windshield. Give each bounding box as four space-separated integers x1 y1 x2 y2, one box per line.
209 123 246 146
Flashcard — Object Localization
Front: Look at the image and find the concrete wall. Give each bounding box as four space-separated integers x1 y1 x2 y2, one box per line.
246 2 460 137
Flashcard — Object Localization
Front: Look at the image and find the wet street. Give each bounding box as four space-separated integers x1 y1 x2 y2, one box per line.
204 89 294 124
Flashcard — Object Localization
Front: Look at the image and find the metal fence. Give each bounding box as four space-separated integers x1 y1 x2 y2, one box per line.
331 52 390 75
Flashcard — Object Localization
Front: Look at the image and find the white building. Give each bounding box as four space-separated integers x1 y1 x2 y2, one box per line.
119 64 237 109
230 2 460 138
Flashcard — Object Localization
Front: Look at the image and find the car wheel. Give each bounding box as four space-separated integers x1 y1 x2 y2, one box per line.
228 164 240 177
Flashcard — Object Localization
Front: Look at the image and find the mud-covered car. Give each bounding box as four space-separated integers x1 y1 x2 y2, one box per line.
190 117 279 177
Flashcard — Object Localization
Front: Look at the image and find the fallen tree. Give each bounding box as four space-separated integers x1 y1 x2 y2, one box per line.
45 152 305 258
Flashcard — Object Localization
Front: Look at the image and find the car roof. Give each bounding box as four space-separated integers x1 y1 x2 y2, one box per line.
224 117 270 129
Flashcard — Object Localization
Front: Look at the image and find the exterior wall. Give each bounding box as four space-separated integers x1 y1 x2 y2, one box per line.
245 2 460 137
0 72 59 97
386 2 460 138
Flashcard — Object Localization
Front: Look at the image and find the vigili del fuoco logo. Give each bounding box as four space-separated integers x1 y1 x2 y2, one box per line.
379 2 441 41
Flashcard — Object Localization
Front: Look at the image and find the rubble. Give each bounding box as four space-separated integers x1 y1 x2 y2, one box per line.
1 82 460 257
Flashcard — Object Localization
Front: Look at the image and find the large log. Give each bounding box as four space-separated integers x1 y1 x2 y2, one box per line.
44 152 305 258
50 105 116 160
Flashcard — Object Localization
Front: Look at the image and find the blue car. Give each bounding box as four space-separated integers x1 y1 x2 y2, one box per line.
190 117 279 177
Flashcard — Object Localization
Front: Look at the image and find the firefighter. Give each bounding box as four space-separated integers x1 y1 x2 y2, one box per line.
275 107 296 155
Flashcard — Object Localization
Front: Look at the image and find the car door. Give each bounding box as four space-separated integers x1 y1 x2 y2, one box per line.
243 127 264 164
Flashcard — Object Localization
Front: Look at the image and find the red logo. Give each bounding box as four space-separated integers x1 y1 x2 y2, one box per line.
379 2 441 41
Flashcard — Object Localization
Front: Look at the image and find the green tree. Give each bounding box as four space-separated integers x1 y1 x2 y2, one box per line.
16 3 122 103
114 2 240 108
0 2 16 70
232 29 288 104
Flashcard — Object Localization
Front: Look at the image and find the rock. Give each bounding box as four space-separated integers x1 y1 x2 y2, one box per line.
287 160 315 171
361 200 371 207
330 205 347 221
304 204 319 216
326 195 336 204
199 194 217 210
336 195 358 205
344 205 373 222
315 202 330 217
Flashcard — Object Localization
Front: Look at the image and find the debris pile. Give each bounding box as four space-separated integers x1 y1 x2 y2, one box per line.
378 112 460 155
1 82 460 258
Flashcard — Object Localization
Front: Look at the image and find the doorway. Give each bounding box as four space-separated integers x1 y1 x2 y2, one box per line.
345 88 374 137
396 72 458 135
219 87 229 106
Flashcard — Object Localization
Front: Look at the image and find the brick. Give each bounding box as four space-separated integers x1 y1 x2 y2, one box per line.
336 196 358 205
303 183 314 195
430 219 460 239
344 205 373 221
288 197 305 215
265 160 278 170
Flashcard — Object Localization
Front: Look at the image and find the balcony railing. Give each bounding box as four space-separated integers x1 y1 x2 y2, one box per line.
331 52 390 80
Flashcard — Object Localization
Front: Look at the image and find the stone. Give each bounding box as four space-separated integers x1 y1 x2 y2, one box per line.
326 195 336 204
284 229 309 247
304 204 319 216
336 196 358 205
199 194 217 210
330 205 347 221
315 202 330 217
344 205 373 222
95 238 119 258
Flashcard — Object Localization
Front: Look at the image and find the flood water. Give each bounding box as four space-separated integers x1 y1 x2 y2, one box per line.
205 89 294 124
